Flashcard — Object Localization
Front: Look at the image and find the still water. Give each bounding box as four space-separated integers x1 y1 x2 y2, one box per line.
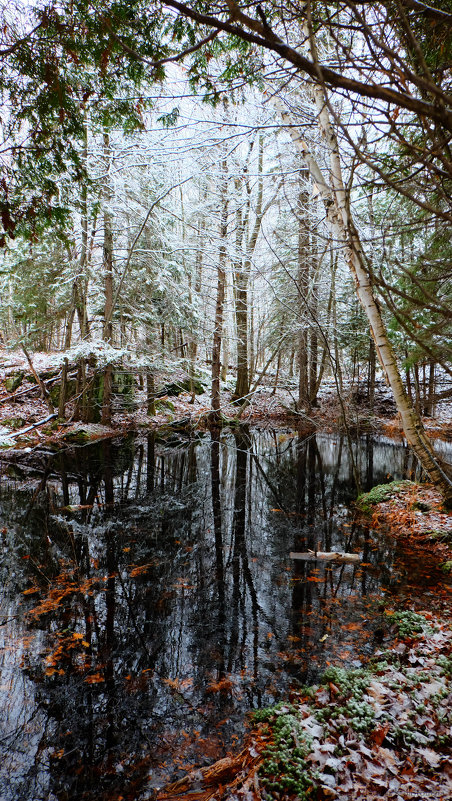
0 429 448 800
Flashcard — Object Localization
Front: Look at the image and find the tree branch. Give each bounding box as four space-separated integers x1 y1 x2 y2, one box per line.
162 1 452 131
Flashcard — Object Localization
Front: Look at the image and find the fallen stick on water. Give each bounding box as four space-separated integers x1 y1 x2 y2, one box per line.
290 550 361 564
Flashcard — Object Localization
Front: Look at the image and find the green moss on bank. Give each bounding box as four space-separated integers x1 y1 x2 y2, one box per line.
356 479 415 513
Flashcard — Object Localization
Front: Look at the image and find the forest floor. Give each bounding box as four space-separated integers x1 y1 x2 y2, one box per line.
0 348 451 450
355 480 452 575
155 606 452 801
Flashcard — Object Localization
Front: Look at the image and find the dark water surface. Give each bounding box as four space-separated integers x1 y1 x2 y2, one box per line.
0 429 449 800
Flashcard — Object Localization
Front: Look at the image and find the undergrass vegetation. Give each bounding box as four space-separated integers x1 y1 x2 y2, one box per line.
251 612 452 799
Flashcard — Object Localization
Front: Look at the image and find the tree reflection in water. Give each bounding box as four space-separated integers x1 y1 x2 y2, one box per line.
0 429 441 800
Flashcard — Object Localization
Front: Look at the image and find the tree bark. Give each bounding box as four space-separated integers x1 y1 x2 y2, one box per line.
297 177 310 411
102 131 114 426
76 111 90 341
58 357 69 419
211 157 228 421
233 135 265 401
147 369 156 416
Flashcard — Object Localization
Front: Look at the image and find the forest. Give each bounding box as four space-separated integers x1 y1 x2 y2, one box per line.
0 2 451 800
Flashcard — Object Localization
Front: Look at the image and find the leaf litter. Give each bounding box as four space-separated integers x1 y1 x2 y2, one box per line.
156 610 452 801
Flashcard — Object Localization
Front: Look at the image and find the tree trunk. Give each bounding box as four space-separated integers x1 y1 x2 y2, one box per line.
232 172 249 401
368 339 376 412
249 289 256 383
101 131 114 426
58 358 69 419
211 158 228 421
76 113 90 341
309 239 319 406
234 276 249 400
221 328 229 383
425 360 435 417
271 350 282 396
297 177 310 410
233 135 265 401
189 210 204 400
413 363 421 416
147 370 156 416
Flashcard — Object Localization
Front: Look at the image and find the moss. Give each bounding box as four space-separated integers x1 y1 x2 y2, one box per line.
253 668 376 795
314 667 375 735
441 561 452 574
356 479 415 513
256 706 315 799
113 371 137 411
62 429 91 444
426 529 452 543
156 398 175 412
5 372 24 392
42 421 59 434
320 666 370 698
49 379 77 407
438 655 452 678
160 378 205 397
2 417 25 430
386 610 431 638
250 611 451 798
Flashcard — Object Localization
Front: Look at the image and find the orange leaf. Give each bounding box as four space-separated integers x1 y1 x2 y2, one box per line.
370 722 390 746
84 673 105 684
162 677 181 690
130 564 150 577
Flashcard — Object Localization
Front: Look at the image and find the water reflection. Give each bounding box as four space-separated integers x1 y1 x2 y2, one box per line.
0 429 448 800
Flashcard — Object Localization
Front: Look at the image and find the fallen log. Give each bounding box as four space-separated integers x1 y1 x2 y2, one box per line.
0 383 42 405
156 747 262 801
5 413 57 439
290 550 361 564
433 386 452 402
0 370 77 405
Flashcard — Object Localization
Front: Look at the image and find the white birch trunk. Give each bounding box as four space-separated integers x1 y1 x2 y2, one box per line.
273 93 452 501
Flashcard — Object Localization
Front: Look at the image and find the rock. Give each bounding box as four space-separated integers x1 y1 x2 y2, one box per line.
113 371 137 411
49 379 77 406
158 378 205 397
5 371 24 392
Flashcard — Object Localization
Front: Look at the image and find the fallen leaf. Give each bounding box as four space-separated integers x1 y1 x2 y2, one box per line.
84 673 105 684
417 747 441 768
370 723 390 746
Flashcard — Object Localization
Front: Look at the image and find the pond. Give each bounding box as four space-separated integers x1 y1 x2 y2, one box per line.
0 428 449 801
